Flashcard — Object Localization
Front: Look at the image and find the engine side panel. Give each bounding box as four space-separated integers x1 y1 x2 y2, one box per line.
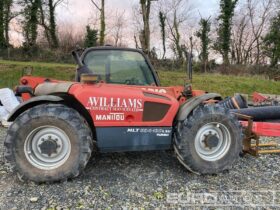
69 83 180 127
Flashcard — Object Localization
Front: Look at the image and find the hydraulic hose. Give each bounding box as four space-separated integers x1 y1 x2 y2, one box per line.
231 106 280 121
219 94 248 109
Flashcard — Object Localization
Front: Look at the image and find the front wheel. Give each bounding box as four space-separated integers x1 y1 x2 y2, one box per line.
174 105 243 175
4 104 93 183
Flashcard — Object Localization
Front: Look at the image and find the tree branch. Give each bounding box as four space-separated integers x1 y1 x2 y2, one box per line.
90 0 101 11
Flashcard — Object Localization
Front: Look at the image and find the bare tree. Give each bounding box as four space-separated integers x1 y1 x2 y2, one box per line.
163 0 193 60
133 34 140 49
247 0 274 65
231 9 251 64
39 0 67 49
4 0 16 47
110 10 126 46
139 0 157 54
231 0 275 65
168 10 183 59
131 4 142 49
90 0 105 46
58 22 84 52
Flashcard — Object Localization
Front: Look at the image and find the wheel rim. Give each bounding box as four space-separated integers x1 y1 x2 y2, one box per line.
194 122 231 162
24 126 71 170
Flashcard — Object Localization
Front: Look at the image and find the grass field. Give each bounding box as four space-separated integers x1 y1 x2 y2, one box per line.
0 60 279 97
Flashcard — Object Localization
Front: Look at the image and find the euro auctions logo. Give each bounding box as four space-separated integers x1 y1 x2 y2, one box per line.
166 191 280 207
86 97 143 112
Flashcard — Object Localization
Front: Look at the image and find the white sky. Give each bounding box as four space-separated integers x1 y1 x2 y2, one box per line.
10 0 220 51
56 0 219 27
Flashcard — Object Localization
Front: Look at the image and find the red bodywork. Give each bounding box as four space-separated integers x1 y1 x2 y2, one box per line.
19 76 280 137
70 83 180 127
19 76 205 128
241 121 280 137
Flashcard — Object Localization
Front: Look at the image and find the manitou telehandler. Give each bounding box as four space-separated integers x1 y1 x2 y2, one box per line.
4 47 280 182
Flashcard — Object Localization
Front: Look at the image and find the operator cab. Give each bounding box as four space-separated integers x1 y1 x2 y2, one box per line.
73 47 160 86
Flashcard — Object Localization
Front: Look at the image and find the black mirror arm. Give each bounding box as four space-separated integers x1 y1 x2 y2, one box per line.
72 51 83 68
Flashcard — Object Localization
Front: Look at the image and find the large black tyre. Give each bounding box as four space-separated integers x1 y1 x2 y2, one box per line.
174 104 242 175
4 104 93 183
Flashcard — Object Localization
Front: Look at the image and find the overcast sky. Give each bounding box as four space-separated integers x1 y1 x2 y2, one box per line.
10 0 220 50
56 0 219 26
48 0 219 57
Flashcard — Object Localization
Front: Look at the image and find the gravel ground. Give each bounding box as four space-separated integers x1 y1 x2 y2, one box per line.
0 126 280 209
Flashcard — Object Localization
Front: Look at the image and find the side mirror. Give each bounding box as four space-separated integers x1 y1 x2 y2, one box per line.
80 73 101 84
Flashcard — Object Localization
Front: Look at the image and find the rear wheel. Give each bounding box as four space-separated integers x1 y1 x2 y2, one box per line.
4 104 93 183
174 105 242 174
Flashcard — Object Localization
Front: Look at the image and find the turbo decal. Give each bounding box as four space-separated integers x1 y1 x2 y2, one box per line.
86 97 143 112
142 88 167 94
95 113 125 121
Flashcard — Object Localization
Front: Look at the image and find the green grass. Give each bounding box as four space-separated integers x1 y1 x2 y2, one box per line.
0 60 279 97
0 60 75 88
159 71 280 96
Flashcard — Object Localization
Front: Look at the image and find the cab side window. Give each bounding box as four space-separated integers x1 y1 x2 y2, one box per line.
83 50 156 85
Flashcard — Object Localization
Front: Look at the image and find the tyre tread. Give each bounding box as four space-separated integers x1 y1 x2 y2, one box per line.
4 104 93 183
174 104 243 174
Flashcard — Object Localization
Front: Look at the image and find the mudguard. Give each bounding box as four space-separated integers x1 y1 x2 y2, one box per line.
8 95 64 122
34 82 75 96
176 93 222 121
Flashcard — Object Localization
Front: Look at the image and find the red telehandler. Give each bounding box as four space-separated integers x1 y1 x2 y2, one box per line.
4 47 280 183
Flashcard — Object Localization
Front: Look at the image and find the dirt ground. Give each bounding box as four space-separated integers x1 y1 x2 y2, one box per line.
0 126 280 209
